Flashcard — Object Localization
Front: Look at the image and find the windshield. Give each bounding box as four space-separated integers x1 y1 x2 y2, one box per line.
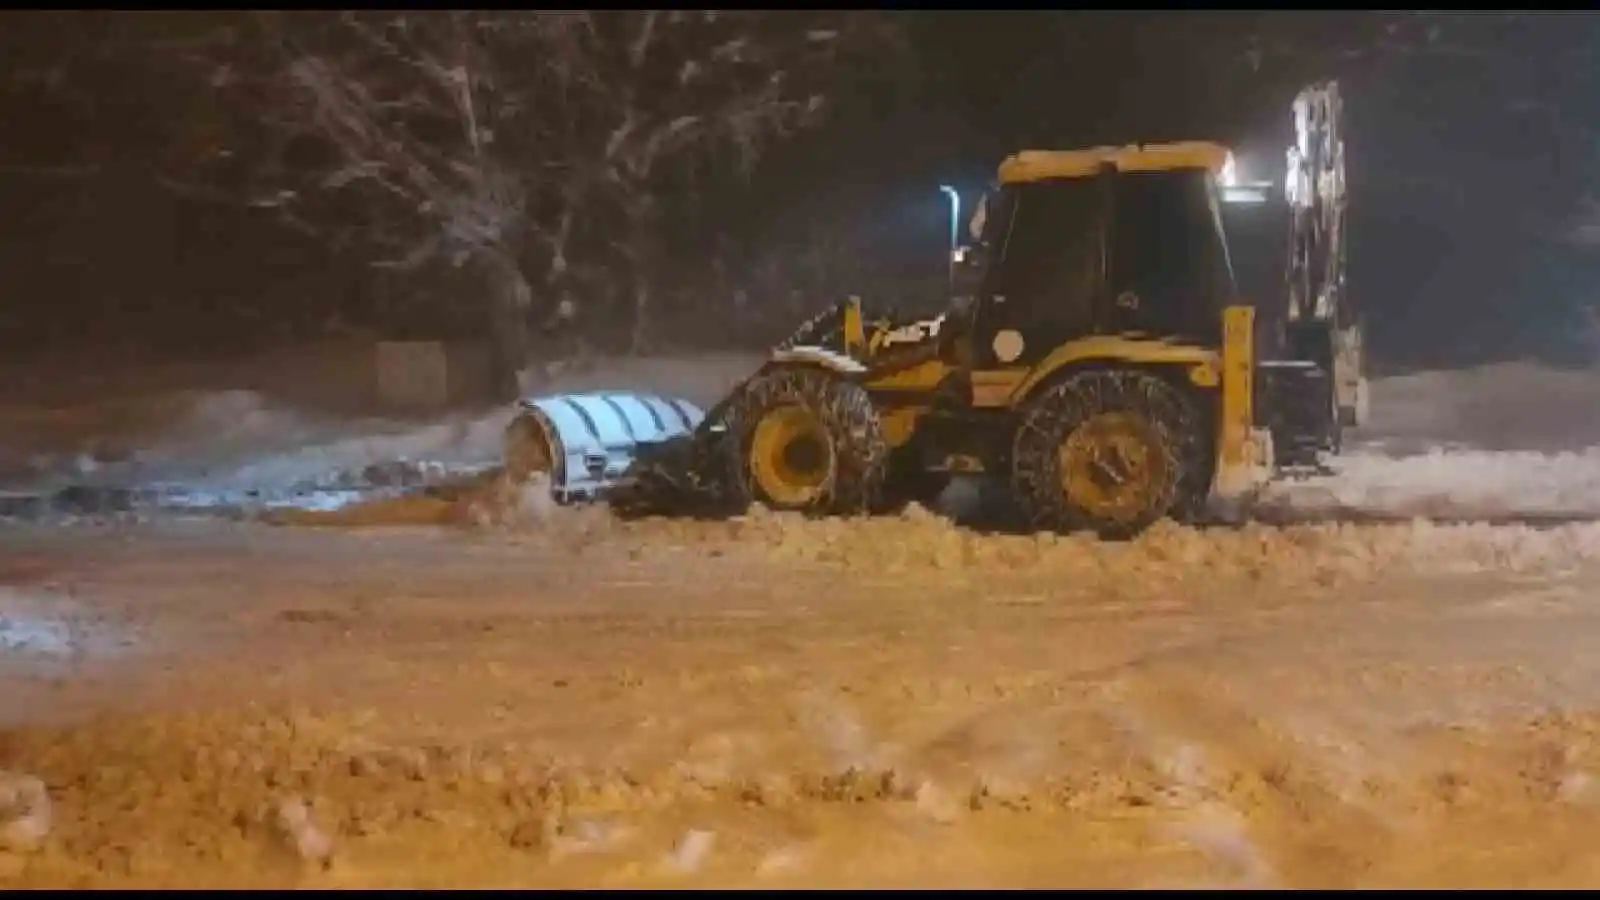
968 191 989 242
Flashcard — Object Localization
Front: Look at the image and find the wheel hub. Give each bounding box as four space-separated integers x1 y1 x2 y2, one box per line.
1058 412 1168 524
750 404 834 507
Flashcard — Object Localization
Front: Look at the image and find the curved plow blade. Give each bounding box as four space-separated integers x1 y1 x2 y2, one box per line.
511 392 707 504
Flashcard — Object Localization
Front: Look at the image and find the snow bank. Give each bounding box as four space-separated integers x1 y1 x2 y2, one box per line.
2 352 762 500
610 503 1600 585
1360 361 1600 453
6 355 1600 525
1263 447 1600 522
1251 359 1600 522
3 388 512 506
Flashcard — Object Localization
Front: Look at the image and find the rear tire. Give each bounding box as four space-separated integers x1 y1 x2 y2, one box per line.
727 367 888 515
1011 369 1203 539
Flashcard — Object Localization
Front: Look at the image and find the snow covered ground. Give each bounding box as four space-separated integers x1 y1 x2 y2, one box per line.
3 354 1599 523
1262 362 1600 521
0 353 756 512
3 356 1600 889
1262 446 1600 522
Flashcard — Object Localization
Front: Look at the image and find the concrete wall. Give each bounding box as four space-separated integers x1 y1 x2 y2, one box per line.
3 339 500 416
246 339 498 414
372 341 497 411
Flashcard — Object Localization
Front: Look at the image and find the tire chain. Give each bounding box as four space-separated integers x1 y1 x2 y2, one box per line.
1011 369 1204 538
725 366 889 516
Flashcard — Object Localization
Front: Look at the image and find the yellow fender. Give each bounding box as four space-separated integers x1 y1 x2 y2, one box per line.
1009 336 1221 405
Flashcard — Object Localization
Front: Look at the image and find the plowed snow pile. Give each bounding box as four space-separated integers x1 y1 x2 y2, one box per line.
1263 447 1600 521
1 353 758 510
1 389 509 500
1260 362 1600 521
494 500 1600 586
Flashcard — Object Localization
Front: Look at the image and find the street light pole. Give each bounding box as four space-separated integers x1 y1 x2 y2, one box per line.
939 184 960 295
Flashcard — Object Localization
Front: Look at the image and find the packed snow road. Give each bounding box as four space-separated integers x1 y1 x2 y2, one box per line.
4 508 1600 888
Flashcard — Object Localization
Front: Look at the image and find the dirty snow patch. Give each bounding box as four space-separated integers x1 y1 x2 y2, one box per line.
0 587 138 664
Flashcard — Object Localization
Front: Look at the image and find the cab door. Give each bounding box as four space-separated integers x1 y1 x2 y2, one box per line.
969 171 1111 374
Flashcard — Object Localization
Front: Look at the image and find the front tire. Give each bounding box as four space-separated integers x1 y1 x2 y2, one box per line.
1011 369 1202 539
727 367 888 515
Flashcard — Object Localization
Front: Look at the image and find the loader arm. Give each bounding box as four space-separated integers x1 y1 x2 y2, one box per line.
1286 81 1347 325
1284 80 1366 430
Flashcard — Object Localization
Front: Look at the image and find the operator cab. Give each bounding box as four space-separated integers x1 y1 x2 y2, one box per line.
951 142 1271 370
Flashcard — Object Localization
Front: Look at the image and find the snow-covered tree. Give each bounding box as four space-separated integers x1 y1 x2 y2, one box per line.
161 10 897 391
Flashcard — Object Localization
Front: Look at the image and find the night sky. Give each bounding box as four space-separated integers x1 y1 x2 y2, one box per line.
4 11 1599 369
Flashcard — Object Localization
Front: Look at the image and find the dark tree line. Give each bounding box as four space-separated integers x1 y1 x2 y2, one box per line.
2 11 906 387
6 11 1600 373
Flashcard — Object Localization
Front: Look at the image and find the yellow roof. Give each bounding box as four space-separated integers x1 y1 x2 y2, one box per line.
997 141 1232 185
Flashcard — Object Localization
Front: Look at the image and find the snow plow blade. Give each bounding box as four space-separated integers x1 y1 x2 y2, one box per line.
507 392 708 504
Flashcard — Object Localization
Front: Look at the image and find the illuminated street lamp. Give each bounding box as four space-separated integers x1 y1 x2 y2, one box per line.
939 184 960 293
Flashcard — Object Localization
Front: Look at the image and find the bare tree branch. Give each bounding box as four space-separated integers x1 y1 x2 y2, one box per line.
146 9 897 358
